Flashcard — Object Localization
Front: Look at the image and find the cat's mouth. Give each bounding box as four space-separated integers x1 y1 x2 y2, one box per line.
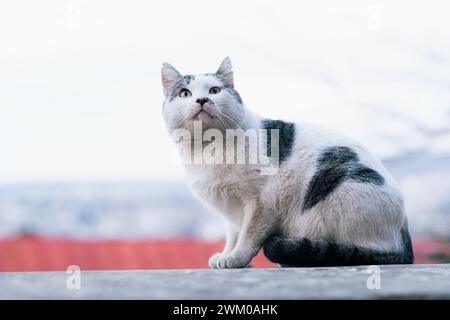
192 109 213 122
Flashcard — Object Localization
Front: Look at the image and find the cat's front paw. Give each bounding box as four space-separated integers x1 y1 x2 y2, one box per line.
208 252 224 269
209 253 251 269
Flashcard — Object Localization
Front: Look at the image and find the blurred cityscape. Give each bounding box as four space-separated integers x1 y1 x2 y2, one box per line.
0 181 223 240
1 152 449 241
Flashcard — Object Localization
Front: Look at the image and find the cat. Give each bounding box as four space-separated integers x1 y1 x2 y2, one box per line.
161 57 414 268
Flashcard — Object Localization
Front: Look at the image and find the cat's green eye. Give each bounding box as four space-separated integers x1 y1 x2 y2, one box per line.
209 87 221 95
179 89 192 98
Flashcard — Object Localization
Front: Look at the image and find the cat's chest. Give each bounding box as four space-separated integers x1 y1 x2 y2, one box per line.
185 165 261 214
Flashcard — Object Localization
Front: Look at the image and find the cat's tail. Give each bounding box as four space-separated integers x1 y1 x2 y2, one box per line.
263 226 414 267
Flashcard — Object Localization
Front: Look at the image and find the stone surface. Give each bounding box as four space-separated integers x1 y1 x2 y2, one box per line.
0 264 449 299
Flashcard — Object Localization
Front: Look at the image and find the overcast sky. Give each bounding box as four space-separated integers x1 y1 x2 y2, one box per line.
1 0 449 183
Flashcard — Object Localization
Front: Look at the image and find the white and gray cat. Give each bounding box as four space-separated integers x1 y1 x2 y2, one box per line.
161 57 413 268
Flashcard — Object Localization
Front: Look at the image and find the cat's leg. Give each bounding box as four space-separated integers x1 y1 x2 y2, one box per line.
223 224 239 253
208 223 239 268
210 202 275 269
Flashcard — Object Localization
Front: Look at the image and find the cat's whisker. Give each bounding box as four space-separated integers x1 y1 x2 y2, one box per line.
217 111 243 130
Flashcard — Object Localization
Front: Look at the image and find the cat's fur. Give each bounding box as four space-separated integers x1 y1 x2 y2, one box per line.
161 57 414 268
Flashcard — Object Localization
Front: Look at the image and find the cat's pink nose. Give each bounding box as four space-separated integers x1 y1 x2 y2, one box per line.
196 97 209 106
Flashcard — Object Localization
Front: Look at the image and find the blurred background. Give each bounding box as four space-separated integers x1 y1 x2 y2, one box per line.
0 0 449 271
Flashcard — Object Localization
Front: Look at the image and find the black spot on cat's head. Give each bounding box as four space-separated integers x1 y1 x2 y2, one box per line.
183 75 195 85
166 75 196 101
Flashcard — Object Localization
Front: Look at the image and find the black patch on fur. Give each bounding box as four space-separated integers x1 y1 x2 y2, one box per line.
348 166 385 184
261 120 296 164
401 224 414 263
263 228 414 267
303 146 384 211
319 146 358 164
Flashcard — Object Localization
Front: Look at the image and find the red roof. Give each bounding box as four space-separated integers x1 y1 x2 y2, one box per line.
0 236 276 272
0 236 447 272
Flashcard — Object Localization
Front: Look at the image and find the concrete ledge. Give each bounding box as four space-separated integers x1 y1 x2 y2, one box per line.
0 264 449 299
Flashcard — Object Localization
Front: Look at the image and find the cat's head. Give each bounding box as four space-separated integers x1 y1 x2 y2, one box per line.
161 57 244 133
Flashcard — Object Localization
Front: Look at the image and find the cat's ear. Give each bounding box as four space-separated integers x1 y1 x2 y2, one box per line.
216 57 234 88
161 63 182 95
